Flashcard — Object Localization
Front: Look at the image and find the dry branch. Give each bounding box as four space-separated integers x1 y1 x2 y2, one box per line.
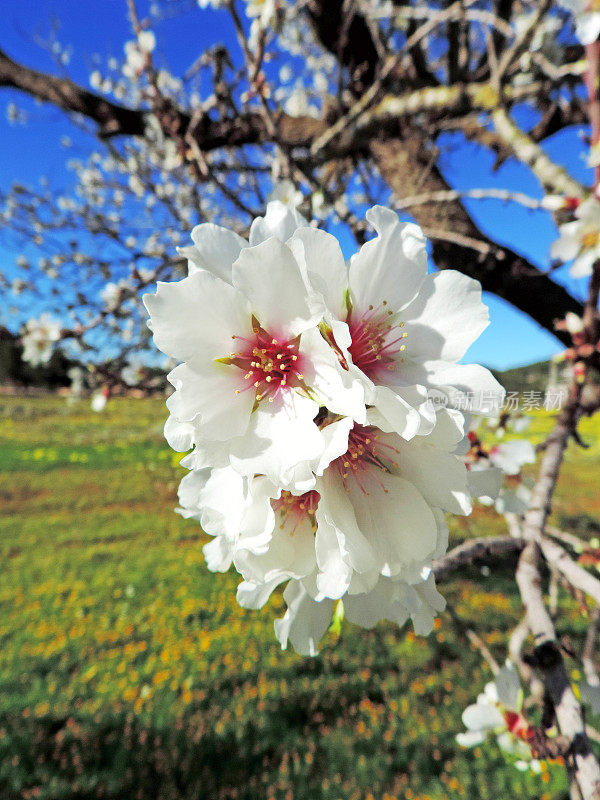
433 535 524 582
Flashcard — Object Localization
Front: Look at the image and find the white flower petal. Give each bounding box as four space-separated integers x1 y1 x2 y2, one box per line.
274 580 334 656
402 271 489 363
166 362 254 440
177 466 246 539
349 206 427 314
467 464 503 501
427 362 505 413
232 238 324 338
236 578 284 609
315 517 353 599
456 730 486 747
203 537 233 572
572 248 599 278
495 661 522 711
325 469 439 576
229 391 324 490
550 225 582 262
179 222 248 282
462 701 505 732
299 327 366 422
289 227 349 319
164 414 194 452
143 270 252 361
410 573 446 635
392 415 472 515
370 384 422 440
489 440 535 475
248 200 309 245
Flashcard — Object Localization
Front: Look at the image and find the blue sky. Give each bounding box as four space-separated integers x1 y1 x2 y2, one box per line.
0 0 592 370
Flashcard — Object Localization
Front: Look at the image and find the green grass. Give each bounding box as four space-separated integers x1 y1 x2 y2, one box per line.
1 396 600 800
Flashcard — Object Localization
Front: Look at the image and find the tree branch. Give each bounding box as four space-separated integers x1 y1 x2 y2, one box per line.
370 136 583 346
516 541 600 799
433 535 524 582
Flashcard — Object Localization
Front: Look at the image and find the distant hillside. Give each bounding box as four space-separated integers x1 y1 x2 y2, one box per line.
492 360 553 394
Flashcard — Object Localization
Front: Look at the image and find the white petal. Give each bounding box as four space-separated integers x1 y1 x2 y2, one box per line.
331 469 438 576
299 327 366 422
229 391 324 489
456 730 486 747
236 578 284 609
392 422 472 516
410 574 447 634
249 200 309 245
401 271 490 363
489 440 535 475
180 222 248 282
164 414 194 452
462 701 504 732
315 517 353 599
316 470 378 575
235 511 316 584
349 206 427 314
313 416 354 477
289 227 349 319
432 508 449 560
550 225 582 262
203 537 233 572
232 238 324 338
143 270 252 361
180 437 231 470
177 466 246 539
344 578 409 629
495 661 522 711
166 361 254 441
274 580 334 656
495 483 532 515
571 248 598 278
427 362 505 413
371 385 423 441
231 476 278 555
467 464 503 501
497 731 529 759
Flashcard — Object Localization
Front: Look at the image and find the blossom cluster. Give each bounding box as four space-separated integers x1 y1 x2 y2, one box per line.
144 202 504 655
457 661 542 773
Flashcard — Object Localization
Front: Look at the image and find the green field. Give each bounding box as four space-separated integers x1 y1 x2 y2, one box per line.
2 396 600 800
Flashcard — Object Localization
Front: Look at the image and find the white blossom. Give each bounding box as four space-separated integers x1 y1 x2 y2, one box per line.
244 0 277 27
121 359 145 386
137 30 156 54
457 661 541 772
148 203 505 654
100 279 130 311
144 210 366 490
551 197 600 277
177 406 476 653
21 313 61 366
267 179 303 209
293 205 504 438
557 0 600 44
91 388 109 412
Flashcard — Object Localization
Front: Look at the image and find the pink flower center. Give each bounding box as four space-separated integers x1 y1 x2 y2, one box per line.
271 490 320 534
332 423 399 494
229 322 305 403
346 302 407 380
